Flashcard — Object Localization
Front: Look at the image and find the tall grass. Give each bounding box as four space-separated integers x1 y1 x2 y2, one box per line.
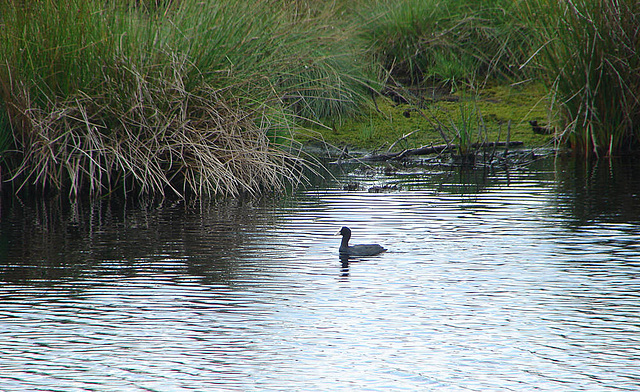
359 0 531 86
520 0 640 156
0 0 372 197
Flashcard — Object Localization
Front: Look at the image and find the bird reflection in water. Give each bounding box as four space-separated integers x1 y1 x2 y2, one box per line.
339 254 351 277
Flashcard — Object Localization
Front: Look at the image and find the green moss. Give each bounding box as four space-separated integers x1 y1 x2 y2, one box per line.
473 83 553 147
304 82 554 151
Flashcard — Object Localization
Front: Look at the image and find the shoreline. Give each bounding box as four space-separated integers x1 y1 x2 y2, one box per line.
300 82 556 156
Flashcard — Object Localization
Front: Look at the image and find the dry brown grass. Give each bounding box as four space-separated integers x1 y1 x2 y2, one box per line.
6 56 308 198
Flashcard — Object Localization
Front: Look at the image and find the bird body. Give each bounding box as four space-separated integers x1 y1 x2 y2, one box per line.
337 226 386 256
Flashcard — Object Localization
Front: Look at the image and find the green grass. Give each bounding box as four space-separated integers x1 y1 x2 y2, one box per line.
359 0 532 86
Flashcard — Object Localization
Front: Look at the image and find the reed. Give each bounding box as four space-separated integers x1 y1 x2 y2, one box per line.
0 0 370 197
520 0 640 156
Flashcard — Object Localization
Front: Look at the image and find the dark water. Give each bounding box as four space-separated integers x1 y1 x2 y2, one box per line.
1 155 640 391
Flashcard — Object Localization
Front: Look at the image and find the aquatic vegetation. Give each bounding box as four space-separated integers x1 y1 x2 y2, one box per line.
314 83 550 152
1 0 638 201
520 0 640 156
0 0 370 197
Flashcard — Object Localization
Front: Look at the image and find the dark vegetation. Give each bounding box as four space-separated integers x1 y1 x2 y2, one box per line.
0 0 637 198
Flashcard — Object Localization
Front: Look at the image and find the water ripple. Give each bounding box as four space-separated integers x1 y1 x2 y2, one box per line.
1 158 640 391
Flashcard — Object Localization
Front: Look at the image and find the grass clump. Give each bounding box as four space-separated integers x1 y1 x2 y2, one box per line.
360 0 531 86
520 0 640 156
0 0 372 198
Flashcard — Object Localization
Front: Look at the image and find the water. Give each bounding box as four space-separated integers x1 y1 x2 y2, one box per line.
1 156 640 391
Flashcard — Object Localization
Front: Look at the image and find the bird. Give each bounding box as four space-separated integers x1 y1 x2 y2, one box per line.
336 226 387 256
529 120 552 135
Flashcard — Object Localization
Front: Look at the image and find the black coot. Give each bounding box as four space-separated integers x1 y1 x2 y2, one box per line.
337 226 387 256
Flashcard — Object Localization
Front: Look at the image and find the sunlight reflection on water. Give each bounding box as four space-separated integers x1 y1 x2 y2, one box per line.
1 157 640 391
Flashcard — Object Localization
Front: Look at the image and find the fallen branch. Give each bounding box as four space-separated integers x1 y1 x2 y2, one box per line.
335 141 524 163
387 129 421 152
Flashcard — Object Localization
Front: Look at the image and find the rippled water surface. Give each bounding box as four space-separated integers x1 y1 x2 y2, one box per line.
1 156 640 391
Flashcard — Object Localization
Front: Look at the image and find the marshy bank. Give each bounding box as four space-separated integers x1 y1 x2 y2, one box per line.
0 0 372 198
1 0 638 199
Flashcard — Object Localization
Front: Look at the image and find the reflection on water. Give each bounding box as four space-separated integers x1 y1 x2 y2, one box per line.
554 155 640 225
1 155 640 391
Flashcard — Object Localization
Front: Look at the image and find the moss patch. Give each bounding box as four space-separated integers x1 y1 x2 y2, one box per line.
303 82 555 151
